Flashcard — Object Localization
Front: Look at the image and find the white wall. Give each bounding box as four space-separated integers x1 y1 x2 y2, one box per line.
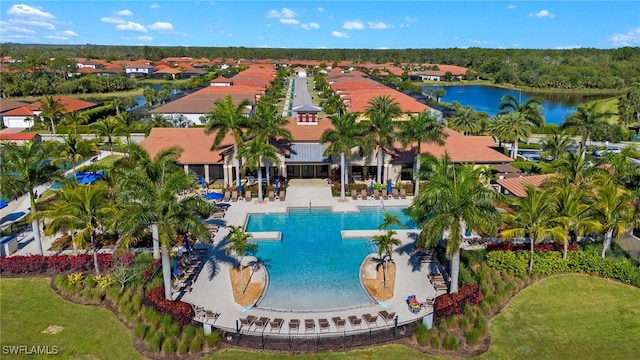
3 116 34 128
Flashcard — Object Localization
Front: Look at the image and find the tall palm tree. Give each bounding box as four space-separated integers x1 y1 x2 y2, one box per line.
117 144 213 299
224 225 257 294
498 94 545 131
550 150 604 188
37 183 118 275
493 111 532 158
555 184 600 259
92 116 122 164
145 113 172 137
409 154 501 293
39 95 67 139
501 186 566 275
320 112 370 201
540 129 576 161
372 230 401 289
247 101 292 184
116 112 137 144
448 106 482 135
561 102 615 153
204 94 251 187
364 95 402 183
0 140 61 255
238 134 280 202
396 110 447 195
54 133 94 180
591 180 633 258
61 111 88 135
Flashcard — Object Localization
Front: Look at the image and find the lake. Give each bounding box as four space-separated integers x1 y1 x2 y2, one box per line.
422 85 596 125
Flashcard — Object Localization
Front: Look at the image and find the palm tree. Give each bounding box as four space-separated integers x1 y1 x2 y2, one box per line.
247 101 292 184
501 186 566 275
145 113 172 136
320 112 370 201
204 94 251 188
540 129 576 161
37 183 118 275
39 95 67 139
364 95 402 183
448 106 482 135
238 134 280 202
591 180 633 258
117 144 213 299
409 154 501 293
54 133 94 180
396 110 447 195
555 184 600 259
549 150 604 188
116 112 137 144
493 112 532 158
224 225 257 294
92 116 122 162
372 230 401 289
498 94 545 131
0 140 61 255
561 103 615 153
61 111 88 134
142 87 159 107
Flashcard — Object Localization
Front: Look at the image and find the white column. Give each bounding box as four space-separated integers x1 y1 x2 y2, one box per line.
183 164 189 174
422 313 434 330
223 165 230 187
203 323 212 335
204 164 210 184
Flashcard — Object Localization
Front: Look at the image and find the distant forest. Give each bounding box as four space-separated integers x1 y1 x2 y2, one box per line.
1 43 639 90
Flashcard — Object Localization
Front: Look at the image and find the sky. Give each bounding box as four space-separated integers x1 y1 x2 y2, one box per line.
0 1 639 50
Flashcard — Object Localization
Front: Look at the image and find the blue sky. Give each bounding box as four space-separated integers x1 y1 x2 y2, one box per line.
1 1 639 49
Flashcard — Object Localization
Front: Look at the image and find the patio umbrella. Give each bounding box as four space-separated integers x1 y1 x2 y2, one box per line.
274 178 279 193
369 180 374 194
237 180 243 193
387 179 393 194
0 200 7 209
203 192 223 200
173 257 179 277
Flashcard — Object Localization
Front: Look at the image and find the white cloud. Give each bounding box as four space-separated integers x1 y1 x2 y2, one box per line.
280 18 300 25
377 47 389 50
150 4 160 9
342 20 364 30
317 7 324 12
267 8 297 19
116 9 133 17
507 5 516 9
101 16 125 24
7 4 55 19
555 45 582 49
45 35 71 40
0 22 35 34
8 19 54 30
137 36 153 41
301 22 320 30
116 22 147 32
149 21 174 31
367 21 389 30
529 10 554 18
331 31 349 38
609 27 640 47
470 39 489 45
59 30 78 36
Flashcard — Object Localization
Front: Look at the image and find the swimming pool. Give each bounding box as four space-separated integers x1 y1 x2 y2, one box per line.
245 206 415 311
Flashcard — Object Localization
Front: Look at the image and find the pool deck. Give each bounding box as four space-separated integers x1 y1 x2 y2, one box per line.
180 179 439 335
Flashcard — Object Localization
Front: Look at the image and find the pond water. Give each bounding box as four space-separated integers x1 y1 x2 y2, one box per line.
423 85 605 125
132 84 183 109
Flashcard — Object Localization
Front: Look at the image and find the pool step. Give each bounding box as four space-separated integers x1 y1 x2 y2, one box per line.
250 231 282 241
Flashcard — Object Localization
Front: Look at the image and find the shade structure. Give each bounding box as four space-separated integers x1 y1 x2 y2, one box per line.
0 200 7 209
387 179 393 194
203 192 223 200
69 172 104 185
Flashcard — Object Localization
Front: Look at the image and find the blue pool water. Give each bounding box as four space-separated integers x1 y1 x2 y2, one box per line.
245 207 415 311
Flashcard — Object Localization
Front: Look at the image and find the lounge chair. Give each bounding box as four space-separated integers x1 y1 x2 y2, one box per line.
392 188 400 199
381 189 389 200
362 313 378 326
268 191 275 202
332 316 346 329
319 318 330 332
288 319 300 333
373 190 380 200
279 190 286 201
360 189 368 200
304 319 315 333
244 191 252 202
351 189 358 200
400 188 407 199
348 315 362 328
205 310 220 323
209 210 225 218
253 317 269 331
425 297 435 306
231 191 238 202
378 310 396 324
192 305 205 321
270 318 284 332
223 191 231 202
239 315 257 329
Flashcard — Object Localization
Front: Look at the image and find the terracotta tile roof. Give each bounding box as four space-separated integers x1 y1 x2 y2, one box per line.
0 132 39 141
0 99 29 113
416 128 513 163
27 96 98 114
150 89 256 114
154 67 182 74
140 128 235 164
2 106 35 116
285 117 335 142
496 174 557 197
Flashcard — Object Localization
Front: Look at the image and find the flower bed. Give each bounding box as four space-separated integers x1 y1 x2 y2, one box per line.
0 253 134 274
144 286 193 326
434 283 482 320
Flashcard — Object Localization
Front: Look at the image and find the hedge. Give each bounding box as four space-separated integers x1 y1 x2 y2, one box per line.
434 283 482 320
144 286 193 325
0 253 134 274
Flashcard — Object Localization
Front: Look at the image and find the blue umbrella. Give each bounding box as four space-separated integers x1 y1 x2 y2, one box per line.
369 181 374 194
0 200 7 209
203 192 223 200
387 179 393 194
274 178 279 193
173 257 179 277
237 180 243 193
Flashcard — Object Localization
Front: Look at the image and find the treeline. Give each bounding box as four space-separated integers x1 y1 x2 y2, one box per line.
1 43 639 90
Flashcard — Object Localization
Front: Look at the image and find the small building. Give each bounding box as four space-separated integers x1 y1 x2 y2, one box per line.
292 105 322 124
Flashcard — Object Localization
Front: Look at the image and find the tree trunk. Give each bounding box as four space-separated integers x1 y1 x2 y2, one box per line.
528 236 534 275
377 149 383 183
257 163 263 202
449 250 460 294
511 139 519 159
414 152 421 196
72 237 78 256
50 118 56 139
383 259 387 289
152 224 160 260
601 228 613 259
563 236 568 260
161 246 173 300
340 153 346 201
234 143 241 187
265 160 271 185
29 191 43 255
239 255 245 294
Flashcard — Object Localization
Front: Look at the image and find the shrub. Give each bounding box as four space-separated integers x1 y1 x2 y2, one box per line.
189 335 204 353
144 286 193 325
0 253 134 275
443 334 459 350
161 337 176 355
134 323 148 339
205 331 221 349
166 323 181 338
414 322 429 345
148 333 162 352
434 283 482 320
67 272 84 285
465 328 480 345
430 335 441 349
94 273 113 288
177 336 190 355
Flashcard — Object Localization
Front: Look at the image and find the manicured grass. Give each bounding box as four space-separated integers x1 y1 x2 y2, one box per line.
480 275 640 360
201 345 438 360
0 278 144 360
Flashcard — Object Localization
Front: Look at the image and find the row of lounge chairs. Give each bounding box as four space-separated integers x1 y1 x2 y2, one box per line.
172 249 207 293
350 189 407 200
193 305 220 324
222 190 286 202
239 311 396 333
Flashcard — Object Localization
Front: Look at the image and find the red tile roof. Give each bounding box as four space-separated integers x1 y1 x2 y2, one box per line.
415 128 513 163
496 174 557 197
0 132 39 141
140 128 235 164
27 96 98 114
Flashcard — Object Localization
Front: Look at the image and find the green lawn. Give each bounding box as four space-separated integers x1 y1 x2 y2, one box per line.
0 278 144 360
1 275 637 359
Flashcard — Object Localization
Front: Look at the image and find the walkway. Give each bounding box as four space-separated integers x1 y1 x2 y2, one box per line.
179 179 438 336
